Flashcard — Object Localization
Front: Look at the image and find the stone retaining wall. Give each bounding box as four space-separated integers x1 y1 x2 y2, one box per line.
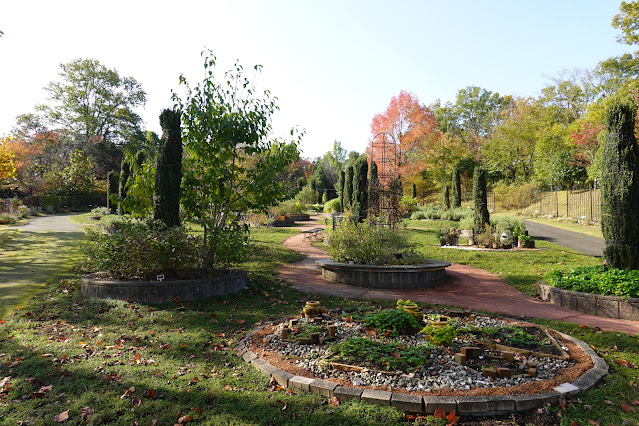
316 259 451 289
235 323 607 416
538 282 639 321
81 270 247 303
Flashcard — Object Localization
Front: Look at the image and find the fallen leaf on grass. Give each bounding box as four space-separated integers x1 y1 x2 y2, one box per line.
447 411 460 425
329 397 339 407
588 420 600 425
121 386 135 399
80 407 93 421
177 414 193 424
604 400 613 405
621 403 635 412
53 411 69 422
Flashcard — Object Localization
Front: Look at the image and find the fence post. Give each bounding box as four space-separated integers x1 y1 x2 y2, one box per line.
555 190 559 218
589 187 594 222
566 189 569 219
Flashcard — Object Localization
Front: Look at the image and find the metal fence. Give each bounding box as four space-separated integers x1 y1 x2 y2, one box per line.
421 187 601 223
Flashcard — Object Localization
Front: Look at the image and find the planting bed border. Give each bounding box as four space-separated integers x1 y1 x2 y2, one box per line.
81 270 247 303
235 321 608 416
316 258 451 289
538 282 639 321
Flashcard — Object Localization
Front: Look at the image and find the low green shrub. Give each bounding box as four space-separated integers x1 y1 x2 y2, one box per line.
399 196 418 215
330 337 431 371
80 219 249 280
441 207 473 221
91 207 111 216
545 265 639 297
0 214 16 224
364 309 421 335
326 219 413 264
273 198 308 216
323 197 341 213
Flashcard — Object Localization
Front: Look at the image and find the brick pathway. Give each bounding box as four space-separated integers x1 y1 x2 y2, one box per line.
278 215 639 335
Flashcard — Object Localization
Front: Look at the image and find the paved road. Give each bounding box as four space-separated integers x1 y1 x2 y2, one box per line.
0 214 84 318
524 220 605 257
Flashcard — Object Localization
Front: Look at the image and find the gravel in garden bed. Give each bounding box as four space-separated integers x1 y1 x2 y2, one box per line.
253 313 588 397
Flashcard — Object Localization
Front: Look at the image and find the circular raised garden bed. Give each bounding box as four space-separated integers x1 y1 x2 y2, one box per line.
538 282 639 321
316 258 451 289
236 309 608 416
81 269 247 303
285 214 311 221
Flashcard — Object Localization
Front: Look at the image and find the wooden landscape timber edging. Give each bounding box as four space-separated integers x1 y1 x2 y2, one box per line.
81 270 247 303
538 282 639 321
234 321 608 416
316 258 451 289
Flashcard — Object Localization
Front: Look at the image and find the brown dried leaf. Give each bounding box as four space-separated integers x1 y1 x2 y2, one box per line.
621 403 635 413
177 415 193 424
329 397 340 407
53 410 69 422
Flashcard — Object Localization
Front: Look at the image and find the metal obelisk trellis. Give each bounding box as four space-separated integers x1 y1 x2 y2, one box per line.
368 132 402 227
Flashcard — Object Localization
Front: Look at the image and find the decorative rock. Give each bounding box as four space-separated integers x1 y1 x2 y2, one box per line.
328 325 336 338
502 351 515 362
461 347 482 358
361 389 392 406
482 368 497 380
455 353 467 366
496 367 511 379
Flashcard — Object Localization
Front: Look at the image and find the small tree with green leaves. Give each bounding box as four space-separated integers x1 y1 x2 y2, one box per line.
351 157 368 222
601 97 639 269
344 165 354 211
153 109 183 227
473 165 490 233
451 165 462 208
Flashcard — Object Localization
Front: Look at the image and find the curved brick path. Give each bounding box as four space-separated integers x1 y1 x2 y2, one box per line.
278 215 639 335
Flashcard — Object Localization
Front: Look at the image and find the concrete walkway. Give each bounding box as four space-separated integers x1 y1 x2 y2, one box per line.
524 220 605 257
279 215 639 335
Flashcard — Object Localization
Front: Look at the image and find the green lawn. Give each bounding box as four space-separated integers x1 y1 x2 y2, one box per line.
403 219 602 296
0 218 636 425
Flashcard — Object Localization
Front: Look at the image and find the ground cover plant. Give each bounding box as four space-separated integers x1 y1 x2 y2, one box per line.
545 265 639 297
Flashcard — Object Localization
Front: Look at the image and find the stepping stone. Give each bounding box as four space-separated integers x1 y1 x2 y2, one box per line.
496 367 511 379
501 350 515 362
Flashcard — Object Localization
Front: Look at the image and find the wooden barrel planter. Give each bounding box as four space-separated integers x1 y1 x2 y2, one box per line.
81 269 247 303
315 258 451 289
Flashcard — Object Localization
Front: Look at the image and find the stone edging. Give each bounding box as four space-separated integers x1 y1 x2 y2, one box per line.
234 323 608 416
538 282 639 321
81 270 247 303
316 258 451 289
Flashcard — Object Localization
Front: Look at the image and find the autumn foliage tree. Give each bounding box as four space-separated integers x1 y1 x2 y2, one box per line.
0 137 16 185
369 90 438 179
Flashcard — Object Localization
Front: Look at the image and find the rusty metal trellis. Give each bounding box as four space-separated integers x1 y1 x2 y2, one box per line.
368 132 402 227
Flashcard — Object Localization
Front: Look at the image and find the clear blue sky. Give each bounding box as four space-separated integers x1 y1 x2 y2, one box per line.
0 0 632 159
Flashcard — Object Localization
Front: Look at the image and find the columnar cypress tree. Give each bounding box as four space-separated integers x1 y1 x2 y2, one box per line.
153 109 183 228
451 165 462 208
118 160 131 215
601 97 639 270
351 157 368 222
411 182 417 199
443 183 450 209
107 171 119 211
345 165 354 211
338 170 345 212
473 165 490 233
135 150 146 168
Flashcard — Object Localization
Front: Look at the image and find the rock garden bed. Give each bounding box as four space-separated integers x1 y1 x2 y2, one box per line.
236 302 607 416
